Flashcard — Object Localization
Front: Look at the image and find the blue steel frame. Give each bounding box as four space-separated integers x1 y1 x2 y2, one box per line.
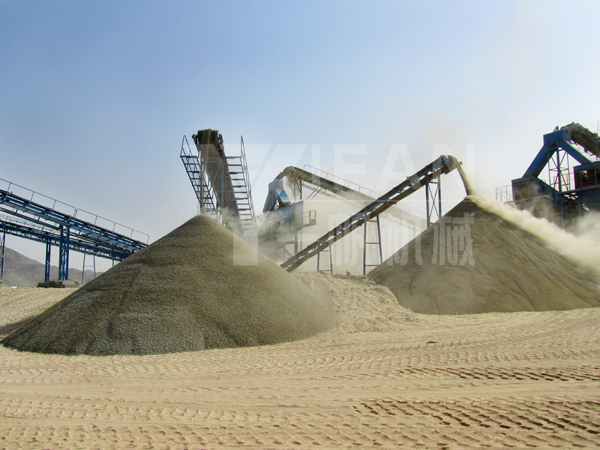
58 225 70 281
0 190 147 252
514 128 598 224
0 231 5 285
0 220 134 261
523 129 591 179
45 240 51 282
0 179 148 282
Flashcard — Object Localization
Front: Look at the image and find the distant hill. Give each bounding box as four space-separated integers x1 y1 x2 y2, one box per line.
1 248 101 288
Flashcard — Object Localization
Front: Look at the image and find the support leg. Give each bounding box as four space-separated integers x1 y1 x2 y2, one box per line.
317 244 333 274
425 175 430 228
0 232 5 285
58 226 70 281
438 175 442 218
426 176 442 227
81 253 86 285
363 214 368 275
45 240 51 282
363 215 383 275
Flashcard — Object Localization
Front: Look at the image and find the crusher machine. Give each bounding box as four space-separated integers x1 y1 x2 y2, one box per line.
509 123 600 225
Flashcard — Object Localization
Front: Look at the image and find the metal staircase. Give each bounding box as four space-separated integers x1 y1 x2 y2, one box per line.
181 130 257 243
224 137 257 242
180 135 220 221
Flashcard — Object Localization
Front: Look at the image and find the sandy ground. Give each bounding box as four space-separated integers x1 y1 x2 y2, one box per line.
1 281 600 449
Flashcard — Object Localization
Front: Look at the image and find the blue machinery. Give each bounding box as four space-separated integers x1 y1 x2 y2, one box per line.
278 155 470 273
509 123 600 224
0 178 148 285
180 130 257 242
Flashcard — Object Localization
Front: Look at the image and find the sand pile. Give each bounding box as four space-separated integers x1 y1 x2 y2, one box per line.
2 216 335 356
369 198 600 314
0 287 75 337
294 272 419 333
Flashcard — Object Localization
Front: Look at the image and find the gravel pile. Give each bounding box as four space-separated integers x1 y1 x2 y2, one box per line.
2 215 335 355
369 198 600 314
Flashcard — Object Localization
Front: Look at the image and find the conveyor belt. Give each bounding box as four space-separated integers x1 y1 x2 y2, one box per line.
0 188 147 256
281 155 469 272
561 123 600 159
275 165 428 230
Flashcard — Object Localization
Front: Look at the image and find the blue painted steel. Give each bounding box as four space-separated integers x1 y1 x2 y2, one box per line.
0 220 132 261
558 141 592 166
513 126 600 223
523 130 592 179
0 178 147 283
58 225 69 281
45 240 51 282
263 180 291 212
573 160 600 211
0 231 5 284
0 185 147 259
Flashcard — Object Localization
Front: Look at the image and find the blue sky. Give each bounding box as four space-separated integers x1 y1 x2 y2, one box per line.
1 0 599 269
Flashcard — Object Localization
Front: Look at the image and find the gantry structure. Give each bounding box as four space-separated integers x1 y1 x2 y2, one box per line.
0 178 148 284
506 123 600 225
180 129 257 242
279 155 470 273
260 164 429 273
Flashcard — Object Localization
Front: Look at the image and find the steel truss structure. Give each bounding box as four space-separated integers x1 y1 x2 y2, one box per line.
281 155 470 272
0 179 148 283
363 215 383 275
277 165 427 230
180 130 257 243
510 123 600 225
265 164 432 274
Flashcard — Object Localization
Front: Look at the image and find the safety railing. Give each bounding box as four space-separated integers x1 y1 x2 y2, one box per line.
303 165 379 198
0 178 149 244
301 165 424 219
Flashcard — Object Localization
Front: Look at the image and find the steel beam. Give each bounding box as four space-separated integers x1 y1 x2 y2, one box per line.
58 225 69 281
0 220 131 261
45 239 51 282
281 155 467 272
363 215 382 275
0 232 5 285
0 187 146 254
